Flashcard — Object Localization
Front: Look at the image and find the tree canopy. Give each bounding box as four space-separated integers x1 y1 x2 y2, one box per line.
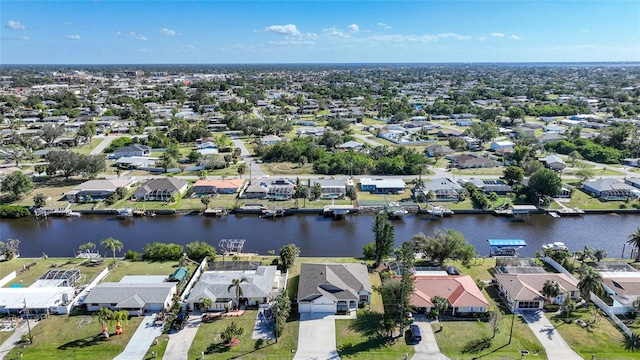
413 229 476 265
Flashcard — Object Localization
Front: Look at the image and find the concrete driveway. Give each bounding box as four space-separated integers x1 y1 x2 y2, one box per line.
410 317 450 360
163 315 202 360
114 313 163 360
294 312 340 360
519 310 583 360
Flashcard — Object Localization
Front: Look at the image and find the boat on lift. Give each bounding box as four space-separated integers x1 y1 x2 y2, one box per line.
542 242 568 251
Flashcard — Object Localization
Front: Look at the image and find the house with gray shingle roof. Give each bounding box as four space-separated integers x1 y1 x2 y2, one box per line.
494 273 579 310
582 179 640 200
297 263 372 314
83 276 176 315
132 177 189 201
113 144 151 157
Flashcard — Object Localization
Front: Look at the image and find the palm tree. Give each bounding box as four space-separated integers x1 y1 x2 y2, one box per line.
578 266 604 300
227 278 248 309
79 242 96 254
432 295 449 321
542 279 560 305
101 237 123 263
628 228 640 262
199 297 213 312
200 195 211 210
594 249 607 262
562 297 576 322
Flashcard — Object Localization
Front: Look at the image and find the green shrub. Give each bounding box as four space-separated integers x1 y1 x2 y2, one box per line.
0 205 31 218
124 250 139 261
544 304 560 312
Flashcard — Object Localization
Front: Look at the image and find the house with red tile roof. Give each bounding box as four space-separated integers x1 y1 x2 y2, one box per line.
409 275 490 315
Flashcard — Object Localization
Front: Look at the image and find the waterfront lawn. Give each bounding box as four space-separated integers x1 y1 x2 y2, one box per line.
7 178 79 208
444 258 496 281
188 309 299 359
3 314 143 360
433 315 547 360
3 257 108 288
546 188 631 210
102 260 192 282
546 308 633 359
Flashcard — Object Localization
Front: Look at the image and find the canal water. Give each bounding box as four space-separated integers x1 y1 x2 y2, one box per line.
1 213 638 259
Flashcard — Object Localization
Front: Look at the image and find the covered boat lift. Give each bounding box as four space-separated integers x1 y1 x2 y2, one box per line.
488 239 527 257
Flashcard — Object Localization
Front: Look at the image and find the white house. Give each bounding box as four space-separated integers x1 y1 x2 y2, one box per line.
489 141 515 151
83 276 176 315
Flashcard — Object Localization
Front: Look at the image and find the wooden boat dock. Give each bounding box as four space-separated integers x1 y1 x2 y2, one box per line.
204 207 227 217
323 204 356 219
261 207 286 219
34 205 79 219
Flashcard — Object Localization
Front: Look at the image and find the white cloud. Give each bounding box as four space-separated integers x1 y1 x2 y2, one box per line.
1 35 30 41
115 31 148 41
323 27 350 40
369 32 471 43
491 32 505 37
478 36 487 41
511 35 522 40
264 24 301 36
348 24 359 33
581 29 589 33
269 39 315 47
5 20 26 30
377 22 392 29
64 22 72 26
159 28 179 36
65 34 81 40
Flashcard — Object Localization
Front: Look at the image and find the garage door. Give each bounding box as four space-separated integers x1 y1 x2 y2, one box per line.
298 303 311 313
311 304 335 313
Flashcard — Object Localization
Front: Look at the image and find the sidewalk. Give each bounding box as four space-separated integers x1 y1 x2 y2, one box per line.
519 310 583 360
0 319 39 359
114 313 163 360
411 317 450 360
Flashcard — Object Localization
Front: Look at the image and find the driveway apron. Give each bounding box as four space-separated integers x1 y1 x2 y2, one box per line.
411 318 451 360
114 313 163 360
163 315 202 360
520 310 583 360
294 312 340 360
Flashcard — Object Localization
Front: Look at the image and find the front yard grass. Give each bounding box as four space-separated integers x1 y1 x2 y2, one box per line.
3 313 143 360
546 308 634 359
546 188 634 210
188 309 300 360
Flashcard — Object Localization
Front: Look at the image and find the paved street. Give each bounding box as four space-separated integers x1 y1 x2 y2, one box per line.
519 310 583 360
294 312 340 360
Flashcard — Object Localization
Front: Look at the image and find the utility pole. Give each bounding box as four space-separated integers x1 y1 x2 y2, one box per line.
23 298 32 344
508 302 516 345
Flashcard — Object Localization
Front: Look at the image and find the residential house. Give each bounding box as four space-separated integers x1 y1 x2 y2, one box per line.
455 119 474 127
494 273 579 310
582 179 640 200
540 154 566 171
424 144 455 157
113 144 151 158
65 179 138 202
360 178 406 194
261 135 284 145
626 178 640 190
243 177 295 200
244 180 269 199
189 179 245 196
409 275 490 315
489 141 515 152
187 264 282 311
115 156 158 169
297 263 372 314
465 178 512 195
312 179 347 199
132 177 189 201
437 129 465 138
592 262 640 314
83 275 176 315
449 154 498 169
336 141 364 151
413 177 462 201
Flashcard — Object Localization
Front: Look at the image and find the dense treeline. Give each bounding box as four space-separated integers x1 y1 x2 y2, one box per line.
544 139 623 164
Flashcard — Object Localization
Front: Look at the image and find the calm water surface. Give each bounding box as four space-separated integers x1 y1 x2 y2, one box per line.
1 213 638 259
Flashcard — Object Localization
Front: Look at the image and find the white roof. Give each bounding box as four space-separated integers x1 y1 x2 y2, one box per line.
0 287 75 310
120 275 167 283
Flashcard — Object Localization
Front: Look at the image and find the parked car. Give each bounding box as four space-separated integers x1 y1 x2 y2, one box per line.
172 311 190 330
410 324 422 342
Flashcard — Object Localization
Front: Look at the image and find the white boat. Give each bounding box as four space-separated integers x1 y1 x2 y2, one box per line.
66 211 82 217
116 208 134 218
542 242 568 251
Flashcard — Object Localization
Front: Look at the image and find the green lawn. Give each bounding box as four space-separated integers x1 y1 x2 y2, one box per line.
3 314 143 360
102 260 192 282
3 257 108 288
72 139 105 155
260 162 315 176
454 167 507 176
546 188 637 211
188 309 300 360
547 309 635 359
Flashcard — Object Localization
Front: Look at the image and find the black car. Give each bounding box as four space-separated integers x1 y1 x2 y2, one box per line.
172 311 190 330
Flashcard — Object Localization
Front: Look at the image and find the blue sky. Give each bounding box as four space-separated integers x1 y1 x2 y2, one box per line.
1 1 639 64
